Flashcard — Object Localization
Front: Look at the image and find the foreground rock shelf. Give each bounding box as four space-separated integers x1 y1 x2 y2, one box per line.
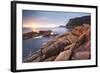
23 24 91 63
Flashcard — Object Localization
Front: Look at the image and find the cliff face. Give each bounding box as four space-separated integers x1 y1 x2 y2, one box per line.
66 16 91 29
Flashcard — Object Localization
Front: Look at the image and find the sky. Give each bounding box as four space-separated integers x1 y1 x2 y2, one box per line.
22 10 90 28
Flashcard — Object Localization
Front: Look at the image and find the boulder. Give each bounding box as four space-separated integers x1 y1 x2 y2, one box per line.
73 51 91 60
64 43 76 51
55 49 72 61
41 40 68 58
41 32 78 59
85 29 91 42
44 55 57 61
71 24 90 37
84 41 91 51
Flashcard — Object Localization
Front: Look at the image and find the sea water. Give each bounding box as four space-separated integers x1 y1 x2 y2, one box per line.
23 27 68 61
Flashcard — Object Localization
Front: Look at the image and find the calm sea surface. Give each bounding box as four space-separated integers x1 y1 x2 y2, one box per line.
23 27 68 60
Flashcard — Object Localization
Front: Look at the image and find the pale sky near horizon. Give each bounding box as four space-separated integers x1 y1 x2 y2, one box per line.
22 10 90 28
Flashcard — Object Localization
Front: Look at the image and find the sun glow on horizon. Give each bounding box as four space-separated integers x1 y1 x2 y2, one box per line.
23 22 61 28
23 22 61 32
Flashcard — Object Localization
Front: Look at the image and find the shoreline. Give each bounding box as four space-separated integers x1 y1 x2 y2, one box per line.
23 24 91 63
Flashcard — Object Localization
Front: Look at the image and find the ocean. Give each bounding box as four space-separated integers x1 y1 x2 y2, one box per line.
23 27 68 61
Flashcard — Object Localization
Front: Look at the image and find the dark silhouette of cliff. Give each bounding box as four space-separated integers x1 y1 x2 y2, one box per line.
66 16 91 29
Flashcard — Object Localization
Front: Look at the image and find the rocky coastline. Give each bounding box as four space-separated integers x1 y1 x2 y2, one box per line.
23 24 91 62
23 15 91 63
23 30 58 40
